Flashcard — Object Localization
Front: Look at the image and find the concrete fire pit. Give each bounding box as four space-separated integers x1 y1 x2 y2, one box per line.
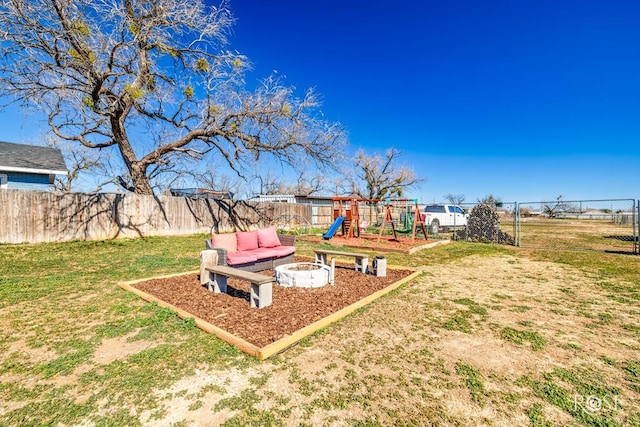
275 262 332 288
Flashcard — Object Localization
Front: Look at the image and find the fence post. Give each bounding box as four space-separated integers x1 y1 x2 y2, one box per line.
632 199 640 255
514 202 520 247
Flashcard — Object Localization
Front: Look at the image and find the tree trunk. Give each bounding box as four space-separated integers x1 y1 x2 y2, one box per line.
130 163 154 195
111 112 154 195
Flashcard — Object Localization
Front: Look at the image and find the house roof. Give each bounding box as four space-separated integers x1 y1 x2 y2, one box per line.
0 141 68 175
170 188 234 199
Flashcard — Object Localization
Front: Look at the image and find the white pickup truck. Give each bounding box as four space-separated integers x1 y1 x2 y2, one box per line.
421 204 468 234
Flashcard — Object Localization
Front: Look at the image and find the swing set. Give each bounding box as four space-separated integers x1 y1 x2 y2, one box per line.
322 197 427 242
377 199 428 242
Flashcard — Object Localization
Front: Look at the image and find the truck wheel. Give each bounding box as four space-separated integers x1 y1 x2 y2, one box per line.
430 219 440 234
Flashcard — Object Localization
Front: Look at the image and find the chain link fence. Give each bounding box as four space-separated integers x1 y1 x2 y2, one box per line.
515 199 637 254
422 199 638 254
415 202 516 241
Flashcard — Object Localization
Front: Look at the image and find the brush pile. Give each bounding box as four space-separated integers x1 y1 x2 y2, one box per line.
454 203 514 244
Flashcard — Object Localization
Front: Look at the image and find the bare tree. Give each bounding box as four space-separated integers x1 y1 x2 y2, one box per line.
0 0 346 194
352 148 422 200
279 171 327 196
251 171 286 196
45 136 119 192
52 146 103 192
184 169 240 195
477 194 502 207
444 193 466 205
332 176 357 197
247 167 328 197
542 195 573 218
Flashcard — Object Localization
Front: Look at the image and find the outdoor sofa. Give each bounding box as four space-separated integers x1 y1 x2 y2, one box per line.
205 226 296 272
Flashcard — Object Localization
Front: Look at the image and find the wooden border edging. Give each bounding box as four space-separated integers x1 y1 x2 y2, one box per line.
407 239 451 254
119 273 261 357
119 268 422 360
328 238 451 254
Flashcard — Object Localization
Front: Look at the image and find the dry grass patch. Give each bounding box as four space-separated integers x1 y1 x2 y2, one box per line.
2 235 639 426
169 253 639 426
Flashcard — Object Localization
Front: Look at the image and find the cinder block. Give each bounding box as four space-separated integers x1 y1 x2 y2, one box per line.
315 253 328 265
355 256 369 273
209 272 228 293
251 282 273 308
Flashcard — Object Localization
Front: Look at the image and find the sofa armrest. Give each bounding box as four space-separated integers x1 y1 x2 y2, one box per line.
277 234 296 247
203 240 228 266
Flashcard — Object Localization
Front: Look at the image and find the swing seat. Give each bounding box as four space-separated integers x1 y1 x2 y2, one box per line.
396 213 414 233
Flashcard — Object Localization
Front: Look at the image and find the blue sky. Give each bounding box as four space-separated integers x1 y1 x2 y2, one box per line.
2 1 639 202
227 0 640 203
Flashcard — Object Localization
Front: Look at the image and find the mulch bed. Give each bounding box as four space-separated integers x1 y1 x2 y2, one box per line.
132 261 413 347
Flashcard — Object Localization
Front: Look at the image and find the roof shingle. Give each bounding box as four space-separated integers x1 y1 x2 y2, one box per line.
0 141 68 173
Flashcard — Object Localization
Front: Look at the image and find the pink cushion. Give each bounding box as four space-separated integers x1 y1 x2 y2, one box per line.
236 230 259 252
211 233 237 253
227 251 258 265
272 245 296 257
246 247 280 259
257 226 281 248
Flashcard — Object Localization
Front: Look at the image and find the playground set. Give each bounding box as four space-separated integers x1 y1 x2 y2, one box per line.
322 197 427 242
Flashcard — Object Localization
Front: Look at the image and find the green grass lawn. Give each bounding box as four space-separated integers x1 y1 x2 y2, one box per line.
1 234 639 425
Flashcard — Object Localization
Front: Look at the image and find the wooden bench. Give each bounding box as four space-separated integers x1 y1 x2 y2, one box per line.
205 265 274 309
313 249 369 273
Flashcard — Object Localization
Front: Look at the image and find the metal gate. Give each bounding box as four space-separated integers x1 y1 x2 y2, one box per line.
514 199 638 254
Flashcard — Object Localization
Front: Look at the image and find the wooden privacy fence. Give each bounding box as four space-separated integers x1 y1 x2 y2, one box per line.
0 189 311 244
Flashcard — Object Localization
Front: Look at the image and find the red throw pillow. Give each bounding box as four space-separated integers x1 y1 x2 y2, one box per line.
257 226 281 248
211 233 237 253
236 230 259 252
